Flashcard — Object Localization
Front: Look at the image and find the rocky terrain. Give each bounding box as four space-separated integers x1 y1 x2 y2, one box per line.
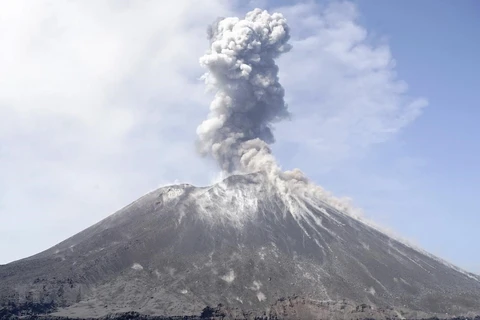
1 173 480 319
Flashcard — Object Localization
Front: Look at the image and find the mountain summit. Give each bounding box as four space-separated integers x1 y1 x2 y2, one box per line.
1 172 480 319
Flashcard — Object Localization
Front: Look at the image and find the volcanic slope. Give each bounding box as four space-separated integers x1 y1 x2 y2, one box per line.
1 173 480 319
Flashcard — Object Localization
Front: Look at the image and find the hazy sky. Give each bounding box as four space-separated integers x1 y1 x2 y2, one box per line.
0 0 478 274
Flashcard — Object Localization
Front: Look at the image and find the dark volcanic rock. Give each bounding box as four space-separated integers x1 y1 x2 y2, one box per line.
1 173 480 319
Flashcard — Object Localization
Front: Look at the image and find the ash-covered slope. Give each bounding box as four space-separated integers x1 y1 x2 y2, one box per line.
1 173 480 319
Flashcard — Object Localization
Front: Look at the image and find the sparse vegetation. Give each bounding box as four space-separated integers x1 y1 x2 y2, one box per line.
1 302 479 320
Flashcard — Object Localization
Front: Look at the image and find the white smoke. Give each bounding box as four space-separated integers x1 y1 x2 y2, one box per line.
197 8 360 216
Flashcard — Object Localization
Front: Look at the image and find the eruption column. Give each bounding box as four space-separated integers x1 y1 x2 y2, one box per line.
197 9 292 176
197 9 357 216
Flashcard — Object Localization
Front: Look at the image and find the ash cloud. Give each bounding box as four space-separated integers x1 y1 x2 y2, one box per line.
197 8 358 215
197 9 292 175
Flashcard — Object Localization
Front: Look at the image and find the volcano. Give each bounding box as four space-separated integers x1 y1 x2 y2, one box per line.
1 173 480 319
3 7 480 320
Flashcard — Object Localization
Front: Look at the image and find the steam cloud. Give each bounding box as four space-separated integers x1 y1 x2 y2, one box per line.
197 9 358 215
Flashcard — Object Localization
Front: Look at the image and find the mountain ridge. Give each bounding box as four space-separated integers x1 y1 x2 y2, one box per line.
1 172 480 319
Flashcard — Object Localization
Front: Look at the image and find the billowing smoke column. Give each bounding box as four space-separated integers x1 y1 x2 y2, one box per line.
197 9 295 176
197 9 358 215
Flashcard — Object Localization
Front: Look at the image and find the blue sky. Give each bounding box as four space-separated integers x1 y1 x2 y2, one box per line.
0 0 478 274
322 0 480 273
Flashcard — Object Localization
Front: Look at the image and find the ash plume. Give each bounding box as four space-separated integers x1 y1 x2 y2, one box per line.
197 9 358 215
197 9 291 175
